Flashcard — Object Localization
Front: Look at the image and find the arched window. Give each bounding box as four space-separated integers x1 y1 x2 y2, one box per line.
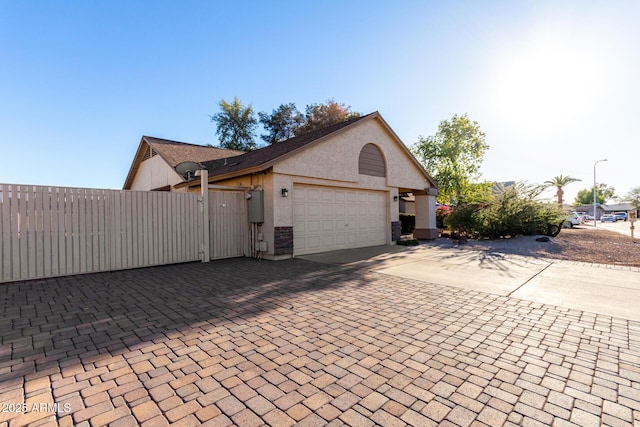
358 144 386 177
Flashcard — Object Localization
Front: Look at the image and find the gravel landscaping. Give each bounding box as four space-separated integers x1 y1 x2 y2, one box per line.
428 226 640 268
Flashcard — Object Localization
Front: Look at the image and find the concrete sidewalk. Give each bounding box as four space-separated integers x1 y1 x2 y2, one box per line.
300 244 640 321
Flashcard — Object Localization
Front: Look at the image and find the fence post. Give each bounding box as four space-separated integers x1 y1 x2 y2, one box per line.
200 170 210 263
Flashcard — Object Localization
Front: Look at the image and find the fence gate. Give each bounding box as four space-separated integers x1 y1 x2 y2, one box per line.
208 191 246 260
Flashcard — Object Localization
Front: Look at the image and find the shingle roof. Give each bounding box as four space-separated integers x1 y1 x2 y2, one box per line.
143 136 244 167
123 136 244 189
201 114 372 178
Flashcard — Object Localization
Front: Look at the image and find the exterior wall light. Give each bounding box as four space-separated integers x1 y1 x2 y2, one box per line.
393 195 399 202
281 188 289 197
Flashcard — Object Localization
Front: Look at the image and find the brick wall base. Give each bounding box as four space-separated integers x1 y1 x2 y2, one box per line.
274 227 294 255
391 221 401 241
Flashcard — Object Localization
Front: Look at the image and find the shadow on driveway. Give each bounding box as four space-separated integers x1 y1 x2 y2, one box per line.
0 259 368 383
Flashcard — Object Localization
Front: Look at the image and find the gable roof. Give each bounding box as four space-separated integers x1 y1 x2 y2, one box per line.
173 112 436 189
198 114 373 180
123 136 244 189
603 203 634 211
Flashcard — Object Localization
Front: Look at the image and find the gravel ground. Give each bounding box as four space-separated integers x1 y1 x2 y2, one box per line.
427 226 640 268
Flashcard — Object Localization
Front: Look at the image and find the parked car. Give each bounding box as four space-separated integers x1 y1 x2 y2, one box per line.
614 212 628 221
564 213 582 228
601 214 616 222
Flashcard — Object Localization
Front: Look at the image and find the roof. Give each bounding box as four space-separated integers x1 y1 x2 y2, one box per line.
575 203 635 212
123 136 244 189
144 136 244 167
603 203 634 211
199 114 373 179
175 112 436 189
135 111 438 191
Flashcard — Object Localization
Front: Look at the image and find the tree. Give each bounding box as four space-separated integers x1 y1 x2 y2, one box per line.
574 183 616 205
623 186 640 209
210 97 258 151
544 175 581 206
411 114 489 205
258 103 304 144
295 99 361 135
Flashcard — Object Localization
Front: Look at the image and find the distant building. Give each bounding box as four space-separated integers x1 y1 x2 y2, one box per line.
491 181 516 194
575 202 639 220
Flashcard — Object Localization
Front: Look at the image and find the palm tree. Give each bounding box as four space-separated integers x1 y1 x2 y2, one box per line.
544 175 581 206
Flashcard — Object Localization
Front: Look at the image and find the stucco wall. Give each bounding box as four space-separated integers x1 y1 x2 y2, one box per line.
130 156 183 191
273 118 432 191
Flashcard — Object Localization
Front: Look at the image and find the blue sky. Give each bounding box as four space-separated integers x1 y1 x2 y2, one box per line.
1 1 638 204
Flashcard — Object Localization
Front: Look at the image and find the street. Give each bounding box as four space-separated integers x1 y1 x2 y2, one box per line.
584 218 638 238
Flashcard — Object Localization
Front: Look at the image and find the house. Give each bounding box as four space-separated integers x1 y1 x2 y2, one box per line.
573 203 640 220
491 181 516 194
602 202 638 218
124 112 439 259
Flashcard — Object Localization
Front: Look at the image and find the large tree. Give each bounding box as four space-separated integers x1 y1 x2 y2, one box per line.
210 97 258 151
623 186 640 209
544 175 581 206
412 114 489 205
258 103 304 144
295 99 361 135
574 183 616 205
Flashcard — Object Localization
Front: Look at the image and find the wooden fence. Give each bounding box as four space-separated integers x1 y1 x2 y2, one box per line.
0 183 204 283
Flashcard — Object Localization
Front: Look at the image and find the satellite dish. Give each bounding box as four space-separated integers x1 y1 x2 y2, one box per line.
175 161 202 180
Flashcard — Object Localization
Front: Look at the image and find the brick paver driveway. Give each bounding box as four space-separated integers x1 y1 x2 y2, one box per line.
1 258 639 426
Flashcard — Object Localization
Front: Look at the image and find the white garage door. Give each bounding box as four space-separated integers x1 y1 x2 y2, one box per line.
293 185 387 255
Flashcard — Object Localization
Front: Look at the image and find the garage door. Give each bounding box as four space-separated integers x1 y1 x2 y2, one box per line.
293 185 387 255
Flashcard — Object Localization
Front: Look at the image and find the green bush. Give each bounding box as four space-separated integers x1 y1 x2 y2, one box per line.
435 205 451 229
443 204 479 236
444 184 565 239
399 214 415 233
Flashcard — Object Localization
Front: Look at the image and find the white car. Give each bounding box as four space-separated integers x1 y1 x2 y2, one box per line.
564 213 582 228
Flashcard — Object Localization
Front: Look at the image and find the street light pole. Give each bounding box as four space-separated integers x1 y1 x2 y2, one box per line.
593 159 607 228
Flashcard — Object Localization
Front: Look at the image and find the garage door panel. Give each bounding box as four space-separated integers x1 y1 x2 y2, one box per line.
307 220 321 232
307 236 321 249
293 221 306 233
294 185 387 255
307 204 323 216
293 204 306 216
322 235 335 246
307 189 321 201
347 233 358 245
322 220 335 231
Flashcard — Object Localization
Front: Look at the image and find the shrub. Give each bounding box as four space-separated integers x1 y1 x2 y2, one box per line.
444 183 565 239
435 205 451 229
443 204 479 237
